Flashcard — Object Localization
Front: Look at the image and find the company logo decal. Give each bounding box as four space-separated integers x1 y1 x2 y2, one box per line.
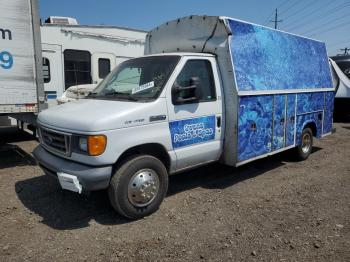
169 115 215 149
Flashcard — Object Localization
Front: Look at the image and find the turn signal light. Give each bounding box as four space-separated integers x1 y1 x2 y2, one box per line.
88 135 107 156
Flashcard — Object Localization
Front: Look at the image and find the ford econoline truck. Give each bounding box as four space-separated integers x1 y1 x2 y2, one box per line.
33 16 335 219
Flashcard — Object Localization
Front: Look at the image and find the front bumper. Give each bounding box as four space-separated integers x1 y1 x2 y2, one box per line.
33 145 112 191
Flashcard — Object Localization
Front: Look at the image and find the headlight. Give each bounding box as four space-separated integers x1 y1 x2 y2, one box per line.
79 135 107 156
79 137 88 152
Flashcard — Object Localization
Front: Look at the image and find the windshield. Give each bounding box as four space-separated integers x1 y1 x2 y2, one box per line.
90 56 180 101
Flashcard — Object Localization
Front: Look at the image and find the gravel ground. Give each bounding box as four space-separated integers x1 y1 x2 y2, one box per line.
0 122 349 261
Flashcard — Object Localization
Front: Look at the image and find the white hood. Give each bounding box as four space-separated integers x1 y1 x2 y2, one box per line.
38 98 167 132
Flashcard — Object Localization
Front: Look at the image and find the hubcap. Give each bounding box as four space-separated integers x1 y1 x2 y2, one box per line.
128 169 160 207
301 133 311 154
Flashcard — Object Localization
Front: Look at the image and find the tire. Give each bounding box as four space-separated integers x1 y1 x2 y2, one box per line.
108 155 168 219
296 127 313 161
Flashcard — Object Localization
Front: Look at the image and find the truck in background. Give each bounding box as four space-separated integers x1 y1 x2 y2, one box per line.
329 55 350 117
0 0 45 130
40 17 147 106
33 16 335 219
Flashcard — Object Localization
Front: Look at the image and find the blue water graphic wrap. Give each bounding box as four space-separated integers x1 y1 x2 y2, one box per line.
286 94 296 146
238 95 273 161
169 116 215 149
273 95 286 150
323 91 334 134
297 92 324 114
229 19 333 91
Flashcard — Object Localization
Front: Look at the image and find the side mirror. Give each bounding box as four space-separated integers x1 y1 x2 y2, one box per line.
172 77 201 105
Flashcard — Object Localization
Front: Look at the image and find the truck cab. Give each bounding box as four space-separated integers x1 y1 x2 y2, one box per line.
34 53 223 218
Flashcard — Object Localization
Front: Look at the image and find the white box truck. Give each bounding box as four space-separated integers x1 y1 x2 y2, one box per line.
0 0 45 128
33 16 335 219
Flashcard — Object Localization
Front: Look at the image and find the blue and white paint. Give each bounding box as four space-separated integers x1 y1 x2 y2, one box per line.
229 19 333 92
169 116 215 149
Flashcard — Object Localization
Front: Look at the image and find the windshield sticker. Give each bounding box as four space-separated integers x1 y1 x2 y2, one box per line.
131 81 154 94
169 116 216 149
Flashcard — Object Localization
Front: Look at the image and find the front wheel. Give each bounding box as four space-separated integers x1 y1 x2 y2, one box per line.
108 155 168 219
296 127 313 160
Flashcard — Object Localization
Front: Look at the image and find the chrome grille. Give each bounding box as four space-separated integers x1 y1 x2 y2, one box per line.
39 126 71 156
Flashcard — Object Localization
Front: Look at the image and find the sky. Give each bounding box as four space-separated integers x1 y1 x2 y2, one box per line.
39 0 350 56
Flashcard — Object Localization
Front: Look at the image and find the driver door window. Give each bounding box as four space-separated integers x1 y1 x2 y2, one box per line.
173 60 216 104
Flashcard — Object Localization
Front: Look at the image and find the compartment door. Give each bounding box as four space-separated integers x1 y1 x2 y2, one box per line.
272 95 286 151
237 95 273 162
323 92 334 135
285 94 296 146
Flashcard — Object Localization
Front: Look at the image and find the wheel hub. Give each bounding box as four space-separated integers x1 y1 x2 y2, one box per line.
128 169 160 207
301 133 311 154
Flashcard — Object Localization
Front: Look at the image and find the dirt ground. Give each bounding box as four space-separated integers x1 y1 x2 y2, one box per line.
0 121 349 262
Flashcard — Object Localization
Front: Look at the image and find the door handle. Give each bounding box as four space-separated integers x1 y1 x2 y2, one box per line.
216 116 221 128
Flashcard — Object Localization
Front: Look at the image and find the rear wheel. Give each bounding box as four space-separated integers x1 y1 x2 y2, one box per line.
108 155 168 219
296 127 313 160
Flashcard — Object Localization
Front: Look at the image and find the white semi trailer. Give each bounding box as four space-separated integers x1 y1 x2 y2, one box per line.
0 0 45 129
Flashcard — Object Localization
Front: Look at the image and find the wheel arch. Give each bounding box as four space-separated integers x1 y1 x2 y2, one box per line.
303 121 317 137
113 143 171 173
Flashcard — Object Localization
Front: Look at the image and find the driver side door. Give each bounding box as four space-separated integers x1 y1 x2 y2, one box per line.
167 56 223 171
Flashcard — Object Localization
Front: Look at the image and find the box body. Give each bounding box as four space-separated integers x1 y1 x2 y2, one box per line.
143 16 335 166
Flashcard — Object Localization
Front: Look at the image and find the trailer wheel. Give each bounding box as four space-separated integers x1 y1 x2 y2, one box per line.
108 155 168 219
296 127 313 160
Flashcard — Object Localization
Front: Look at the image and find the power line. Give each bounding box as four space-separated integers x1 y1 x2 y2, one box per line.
284 0 339 31
279 0 304 16
300 13 348 35
285 1 350 32
309 19 350 38
328 38 350 48
282 0 319 25
263 9 276 25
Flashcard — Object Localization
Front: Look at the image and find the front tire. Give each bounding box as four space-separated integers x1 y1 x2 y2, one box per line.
296 127 313 160
108 155 168 219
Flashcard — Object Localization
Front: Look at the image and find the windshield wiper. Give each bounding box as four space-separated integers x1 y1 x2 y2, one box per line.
86 92 98 97
104 91 138 101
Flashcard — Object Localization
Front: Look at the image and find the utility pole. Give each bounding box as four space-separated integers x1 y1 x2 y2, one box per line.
270 8 282 29
340 47 349 55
